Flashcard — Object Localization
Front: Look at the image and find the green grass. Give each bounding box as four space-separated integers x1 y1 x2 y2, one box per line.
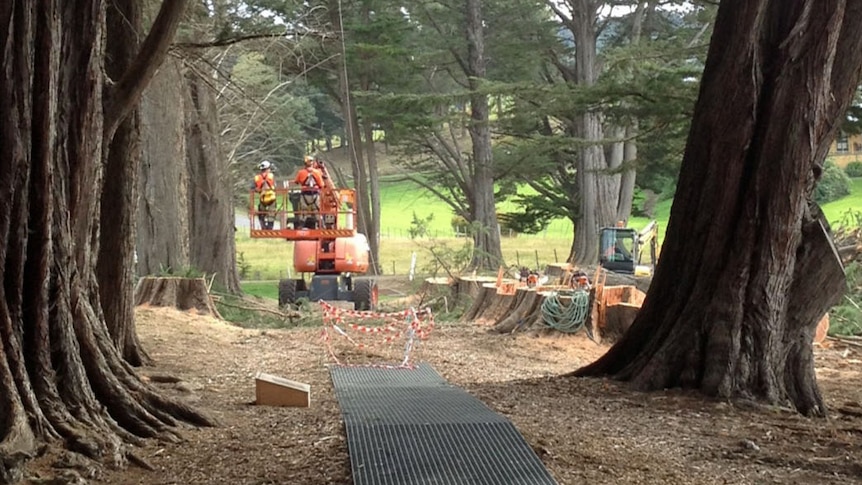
235 232 574 281
822 178 862 225
235 177 861 281
239 280 279 300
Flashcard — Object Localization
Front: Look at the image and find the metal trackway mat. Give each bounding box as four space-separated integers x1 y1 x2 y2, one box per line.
330 363 557 485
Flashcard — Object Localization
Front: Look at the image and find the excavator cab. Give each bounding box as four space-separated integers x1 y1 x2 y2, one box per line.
599 220 658 276
600 227 637 273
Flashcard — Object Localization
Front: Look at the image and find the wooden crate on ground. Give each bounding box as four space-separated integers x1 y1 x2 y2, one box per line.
255 373 310 407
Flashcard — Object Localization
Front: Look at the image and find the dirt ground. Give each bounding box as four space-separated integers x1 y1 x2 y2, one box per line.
28 282 862 485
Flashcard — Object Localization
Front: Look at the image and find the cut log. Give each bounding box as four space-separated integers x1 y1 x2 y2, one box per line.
133 276 221 317
255 373 310 407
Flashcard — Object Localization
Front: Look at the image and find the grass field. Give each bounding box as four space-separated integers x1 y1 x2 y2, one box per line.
236 177 861 284
822 178 862 225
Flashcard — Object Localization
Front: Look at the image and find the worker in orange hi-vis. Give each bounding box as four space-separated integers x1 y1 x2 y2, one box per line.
253 160 276 229
294 156 324 228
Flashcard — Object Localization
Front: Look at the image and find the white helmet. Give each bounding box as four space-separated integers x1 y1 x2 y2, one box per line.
258 160 272 171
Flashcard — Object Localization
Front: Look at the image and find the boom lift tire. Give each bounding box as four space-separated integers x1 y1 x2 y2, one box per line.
278 279 298 307
353 278 378 311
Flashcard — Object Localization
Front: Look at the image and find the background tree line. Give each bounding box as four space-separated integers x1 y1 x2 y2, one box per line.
138 0 717 281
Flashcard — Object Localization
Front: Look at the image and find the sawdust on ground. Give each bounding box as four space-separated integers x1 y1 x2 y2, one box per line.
35 285 862 485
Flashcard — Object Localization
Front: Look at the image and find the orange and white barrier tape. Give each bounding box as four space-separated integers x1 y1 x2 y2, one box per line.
319 301 435 367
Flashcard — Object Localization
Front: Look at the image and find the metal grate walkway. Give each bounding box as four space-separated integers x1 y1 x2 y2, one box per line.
330 363 557 485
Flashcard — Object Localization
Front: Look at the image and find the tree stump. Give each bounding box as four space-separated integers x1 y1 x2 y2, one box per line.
462 283 496 322
475 288 519 326
420 277 455 302
455 275 497 301
543 263 572 284
134 277 221 317
492 288 543 333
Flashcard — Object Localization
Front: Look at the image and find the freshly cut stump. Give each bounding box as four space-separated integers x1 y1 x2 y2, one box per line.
134 276 221 317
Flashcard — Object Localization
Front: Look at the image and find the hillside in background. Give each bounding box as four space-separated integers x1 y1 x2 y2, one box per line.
314 141 408 177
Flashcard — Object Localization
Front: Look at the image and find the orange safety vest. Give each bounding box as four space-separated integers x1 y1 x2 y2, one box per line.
295 168 323 191
255 172 274 191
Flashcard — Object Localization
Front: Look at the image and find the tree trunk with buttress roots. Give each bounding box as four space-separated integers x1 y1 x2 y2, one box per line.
466 0 504 270
575 0 862 416
0 2 213 482
99 0 149 366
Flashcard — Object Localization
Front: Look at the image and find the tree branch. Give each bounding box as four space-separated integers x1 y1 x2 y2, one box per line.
173 31 335 49
103 0 190 139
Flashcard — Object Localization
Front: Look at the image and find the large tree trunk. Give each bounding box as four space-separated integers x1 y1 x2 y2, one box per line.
466 0 503 270
329 0 381 275
99 0 149 366
575 0 862 416
185 68 242 293
362 122 383 275
0 2 211 482
617 126 638 222
137 57 190 274
566 1 618 266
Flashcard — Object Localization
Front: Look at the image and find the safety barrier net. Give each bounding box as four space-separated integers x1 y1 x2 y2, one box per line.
320 301 435 368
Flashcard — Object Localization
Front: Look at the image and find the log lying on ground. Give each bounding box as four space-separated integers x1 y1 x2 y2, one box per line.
134 276 221 317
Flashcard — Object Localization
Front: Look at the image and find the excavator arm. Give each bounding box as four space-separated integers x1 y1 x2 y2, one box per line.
636 220 658 269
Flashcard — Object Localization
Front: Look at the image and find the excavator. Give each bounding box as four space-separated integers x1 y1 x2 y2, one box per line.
248 158 378 310
598 220 658 276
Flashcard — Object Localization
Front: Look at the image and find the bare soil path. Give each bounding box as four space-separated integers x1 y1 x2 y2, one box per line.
27 294 862 485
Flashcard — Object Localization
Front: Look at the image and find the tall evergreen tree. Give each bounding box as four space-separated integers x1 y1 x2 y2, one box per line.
0 2 213 481
577 0 862 416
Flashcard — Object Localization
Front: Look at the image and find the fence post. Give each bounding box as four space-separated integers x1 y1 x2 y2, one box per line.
409 252 417 281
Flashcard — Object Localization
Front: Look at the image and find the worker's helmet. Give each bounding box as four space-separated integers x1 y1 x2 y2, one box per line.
258 160 272 171
303 156 315 166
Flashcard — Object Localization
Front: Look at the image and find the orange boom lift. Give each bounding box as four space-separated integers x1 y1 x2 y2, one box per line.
248 159 378 310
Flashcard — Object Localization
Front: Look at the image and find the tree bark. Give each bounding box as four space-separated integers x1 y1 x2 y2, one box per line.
137 57 190 275
0 2 212 482
466 0 504 270
185 68 243 293
99 0 149 366
575 0 862 416
362 122 383 275
617 126 638 222
554 0 619 266
328 0 382 276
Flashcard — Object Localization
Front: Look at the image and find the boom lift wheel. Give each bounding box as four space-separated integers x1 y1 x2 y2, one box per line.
353 279 378 311
278 279 298 307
